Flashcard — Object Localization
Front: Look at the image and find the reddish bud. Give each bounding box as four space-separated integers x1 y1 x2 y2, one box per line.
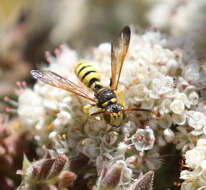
58 171 76 188
103 166 123 188
127 171 154 190
38 159 55 180
48 156 67 178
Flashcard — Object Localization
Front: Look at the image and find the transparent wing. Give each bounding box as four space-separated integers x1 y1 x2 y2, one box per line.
111 26 131 90
31 70 96 102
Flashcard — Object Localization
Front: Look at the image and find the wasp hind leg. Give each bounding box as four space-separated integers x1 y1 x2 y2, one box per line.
82 104 96 115
82 104 103 118
82 104 97 128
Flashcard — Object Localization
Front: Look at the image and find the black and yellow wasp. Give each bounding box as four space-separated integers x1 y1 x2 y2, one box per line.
31 26 149 127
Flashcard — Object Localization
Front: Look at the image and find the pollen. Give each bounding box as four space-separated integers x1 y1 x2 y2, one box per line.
81 140 86 146
62 134 67 140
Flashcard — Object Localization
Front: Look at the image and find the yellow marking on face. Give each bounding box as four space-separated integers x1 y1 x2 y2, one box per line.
108 111 125 125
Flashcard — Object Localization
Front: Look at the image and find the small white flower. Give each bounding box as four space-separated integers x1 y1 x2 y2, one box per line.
122 121 137 137
163 128 175 143
176 93 190 108
170 99 185 115
201 160 206 170
117 142 128 154
84 119 106 137
187 111 206 131
103 131 119 146
53 110 72 129
131 128 155 152
183 64 200 83
81 138 99 158
167 59 179 75
125 155 139 169
188 91 199 106
128 84 149 102
159 99 172 115
185 148 205 169
197 139 206 147
151 76 173 97
172 113 186 125
180 167 202 181
181 182 198 190
158 115 172 128
48 131 58 139
18 89 45 128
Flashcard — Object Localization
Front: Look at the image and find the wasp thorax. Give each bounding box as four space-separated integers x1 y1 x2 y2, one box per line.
103 104 127 126
95 88 117 107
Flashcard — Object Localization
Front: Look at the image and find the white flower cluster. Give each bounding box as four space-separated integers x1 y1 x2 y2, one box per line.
181 138 206 190
17 29 206 189
147 0 206 54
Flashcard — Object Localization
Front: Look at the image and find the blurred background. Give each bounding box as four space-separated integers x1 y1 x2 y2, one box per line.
0 0 206 189
0 0 153 105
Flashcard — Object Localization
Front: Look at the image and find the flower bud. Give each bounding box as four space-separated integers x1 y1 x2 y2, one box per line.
102 166 123 188
127 171 154 190
58 171 76 188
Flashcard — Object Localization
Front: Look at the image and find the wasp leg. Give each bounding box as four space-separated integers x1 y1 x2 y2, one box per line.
82 104 96 115
117 90 125 107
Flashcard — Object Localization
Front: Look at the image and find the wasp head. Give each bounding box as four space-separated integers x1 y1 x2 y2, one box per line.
103 103 127 127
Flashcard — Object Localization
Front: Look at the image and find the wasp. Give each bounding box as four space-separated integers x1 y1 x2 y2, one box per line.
31 26 150 127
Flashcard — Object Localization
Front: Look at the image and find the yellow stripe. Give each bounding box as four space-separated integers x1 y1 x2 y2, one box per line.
75 61 93 75
111 98 117 103
96 87 105 94
78 67 97 80
75 61 103 90
102 98 117 107
102 101 109 107
90 81 103 90
83 72 101 86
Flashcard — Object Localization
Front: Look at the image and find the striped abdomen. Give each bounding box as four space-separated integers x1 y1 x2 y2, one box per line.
75 61 118 109
75 61 103 91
